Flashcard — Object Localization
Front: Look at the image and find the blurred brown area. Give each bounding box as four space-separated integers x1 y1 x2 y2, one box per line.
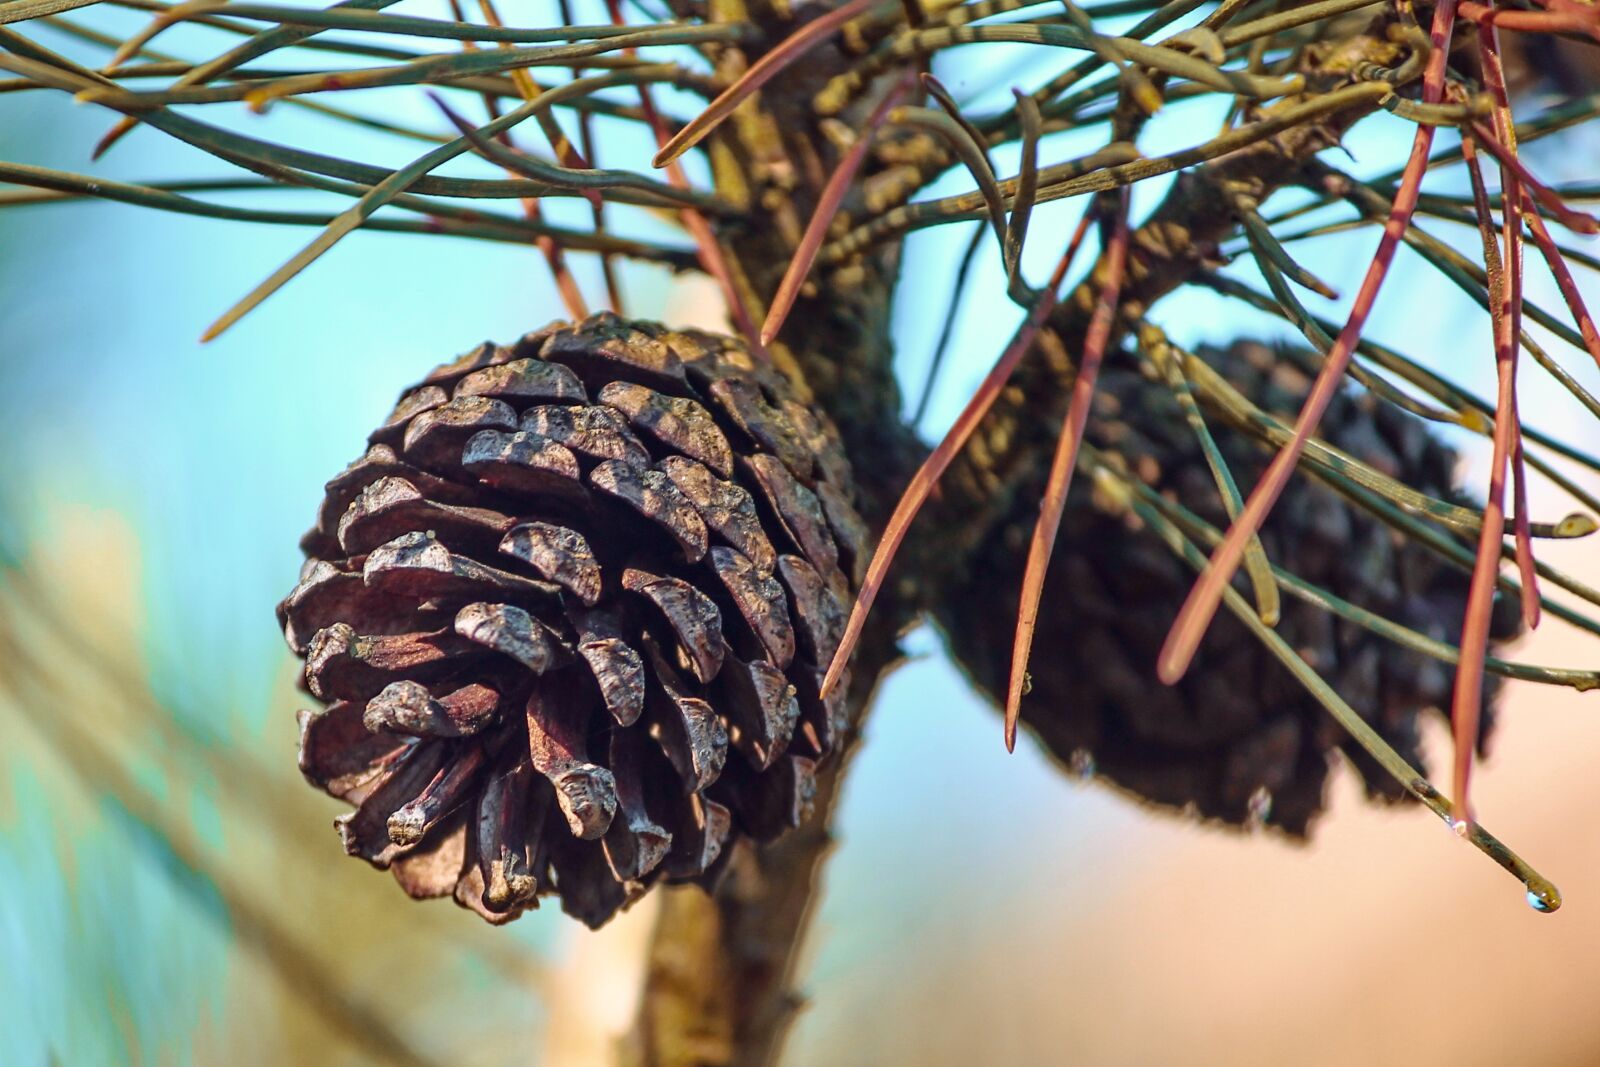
785 534 1600 1067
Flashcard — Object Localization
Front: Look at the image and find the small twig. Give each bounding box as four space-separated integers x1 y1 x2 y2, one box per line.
820 81 1388 258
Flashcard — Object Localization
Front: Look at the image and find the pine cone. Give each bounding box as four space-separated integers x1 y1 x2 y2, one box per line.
278 313 866 928
940 339 1521 835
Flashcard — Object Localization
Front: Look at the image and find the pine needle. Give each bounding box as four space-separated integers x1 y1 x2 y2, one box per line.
1003 191 1129 752
1157 0 1461 686
651 0 877 168
761 72 914 346
820 205 1097 701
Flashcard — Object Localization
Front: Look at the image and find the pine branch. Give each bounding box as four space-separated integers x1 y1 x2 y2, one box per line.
924 14 1409 571
5 0 1600 1062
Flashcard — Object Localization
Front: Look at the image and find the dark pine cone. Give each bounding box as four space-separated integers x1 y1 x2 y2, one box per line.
941 339 1521 835
277 313 866 928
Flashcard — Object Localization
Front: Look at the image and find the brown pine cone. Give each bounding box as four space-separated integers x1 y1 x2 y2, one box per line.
277 313 866 928
939 339 1521 835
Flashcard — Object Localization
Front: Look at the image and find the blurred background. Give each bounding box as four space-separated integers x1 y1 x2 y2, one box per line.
3 6 1600 1065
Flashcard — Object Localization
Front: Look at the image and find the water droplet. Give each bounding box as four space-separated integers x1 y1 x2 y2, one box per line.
1246 786 1273 830
1068 748 1095 781
1450 817 1471 839
1525 881 1561 913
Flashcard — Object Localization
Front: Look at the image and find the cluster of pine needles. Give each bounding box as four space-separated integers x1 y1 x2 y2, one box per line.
2 0 1599 912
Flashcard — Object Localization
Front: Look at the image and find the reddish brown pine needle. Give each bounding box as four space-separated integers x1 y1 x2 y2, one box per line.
1457 0 1600 40
1464 125 1538 645
1479 28 1539 632
647 95 765 354
819 207 1098 700
1509 391 1539 631
515 204 590 324
652 0 877 169
761 73 916 346
439 8 593 318
1004 191 1131 752
478 0 603 208
558 0 626 314
1522 192 1600 369
1451 237 1519 831
1156 0 1461 688
93 6 181 156
1449 26 1538 826
429 93 589 321
92 117 136 161
606 0 764 353
1468 122 1600 236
